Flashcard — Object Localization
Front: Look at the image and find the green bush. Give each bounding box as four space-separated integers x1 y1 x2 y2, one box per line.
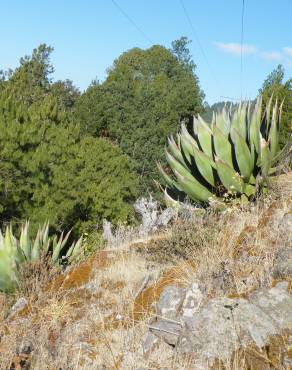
0 45 139 234
76 40 205 195
31 136 139 235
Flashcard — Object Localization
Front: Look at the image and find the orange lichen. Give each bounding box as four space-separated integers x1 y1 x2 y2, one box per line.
232 225 257 258
133 266 186 321
257 201 279 229
9 354 30 370
100 280 126 291
7 304 31 322
47 250 123 292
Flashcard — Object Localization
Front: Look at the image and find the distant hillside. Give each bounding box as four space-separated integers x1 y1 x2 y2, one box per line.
201 101 237 122
202 99 258 122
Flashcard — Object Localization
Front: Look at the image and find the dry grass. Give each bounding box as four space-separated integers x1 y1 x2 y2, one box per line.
0 172 291 369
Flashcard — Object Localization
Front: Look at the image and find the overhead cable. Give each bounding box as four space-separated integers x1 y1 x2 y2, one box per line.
111 0 153 44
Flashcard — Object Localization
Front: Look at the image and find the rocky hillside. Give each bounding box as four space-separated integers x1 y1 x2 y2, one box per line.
0 172 291 369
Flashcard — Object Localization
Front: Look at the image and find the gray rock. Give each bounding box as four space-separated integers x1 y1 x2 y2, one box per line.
157 207 177 227
134 197 176 234
8 297 28 320
17 339 33 355
142 332 160 358
134 197 159 233
178 282 292 361
250 281 292 327
146 281 292 365
156 285 185 319
149 318 182 346
272 247 292 279
182 282 203 319
278 212 292 241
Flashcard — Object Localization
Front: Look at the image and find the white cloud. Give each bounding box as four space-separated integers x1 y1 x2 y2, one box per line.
283 46 292 57
214 41 292 68
214 42 257 56
260 51 282 61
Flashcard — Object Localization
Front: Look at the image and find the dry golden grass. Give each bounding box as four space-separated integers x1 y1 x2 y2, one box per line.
0 172 291 369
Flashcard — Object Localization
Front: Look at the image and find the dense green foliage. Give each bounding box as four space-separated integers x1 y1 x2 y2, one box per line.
260 65 292 147
31 136 138 235
76 38 205 194
159 97 283 205
0 45 138 235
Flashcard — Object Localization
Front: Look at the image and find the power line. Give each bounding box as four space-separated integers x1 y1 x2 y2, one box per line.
111 0 153 44
179 0 222 90
240 0 245 100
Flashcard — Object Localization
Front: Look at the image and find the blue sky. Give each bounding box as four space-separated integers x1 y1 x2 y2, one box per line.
1 0 291 104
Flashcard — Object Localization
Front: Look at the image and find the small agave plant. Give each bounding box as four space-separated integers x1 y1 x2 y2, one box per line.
158 96 287 206
0 221 82 292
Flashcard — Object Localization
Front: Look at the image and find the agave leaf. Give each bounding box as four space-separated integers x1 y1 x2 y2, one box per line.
248 174 257 185
31 230 41 261
168 147 213 196
163 188 181 209
66 236 83 261
231 128 253 181
264 94 274 137
167 136 186 166
250 142 256 170
0 230 4 250
243 183 256 197
215 157 244 193
191 144 215 186
4 226 14 255
268 99 280 158
212 124 233 168
259 137 272 178
0 249 17 292
196 115 213 157
268 164 287 175
193 116 199 136
41 222 50 253
52 234 63 264
179 132 192 163
232 102 247 140
215 109 230 135
271 137 291 166
239 102 248 139
157 162 174 188
181 122 198 146
174 170 214 202
52 230 71 264
157 162 182 191
6 226 24 264
249 96 262 153
165 150 194 182
19 221 31 260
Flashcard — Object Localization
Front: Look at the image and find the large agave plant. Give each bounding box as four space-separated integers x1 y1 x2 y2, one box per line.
0 221 82 292
158 96 286 205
